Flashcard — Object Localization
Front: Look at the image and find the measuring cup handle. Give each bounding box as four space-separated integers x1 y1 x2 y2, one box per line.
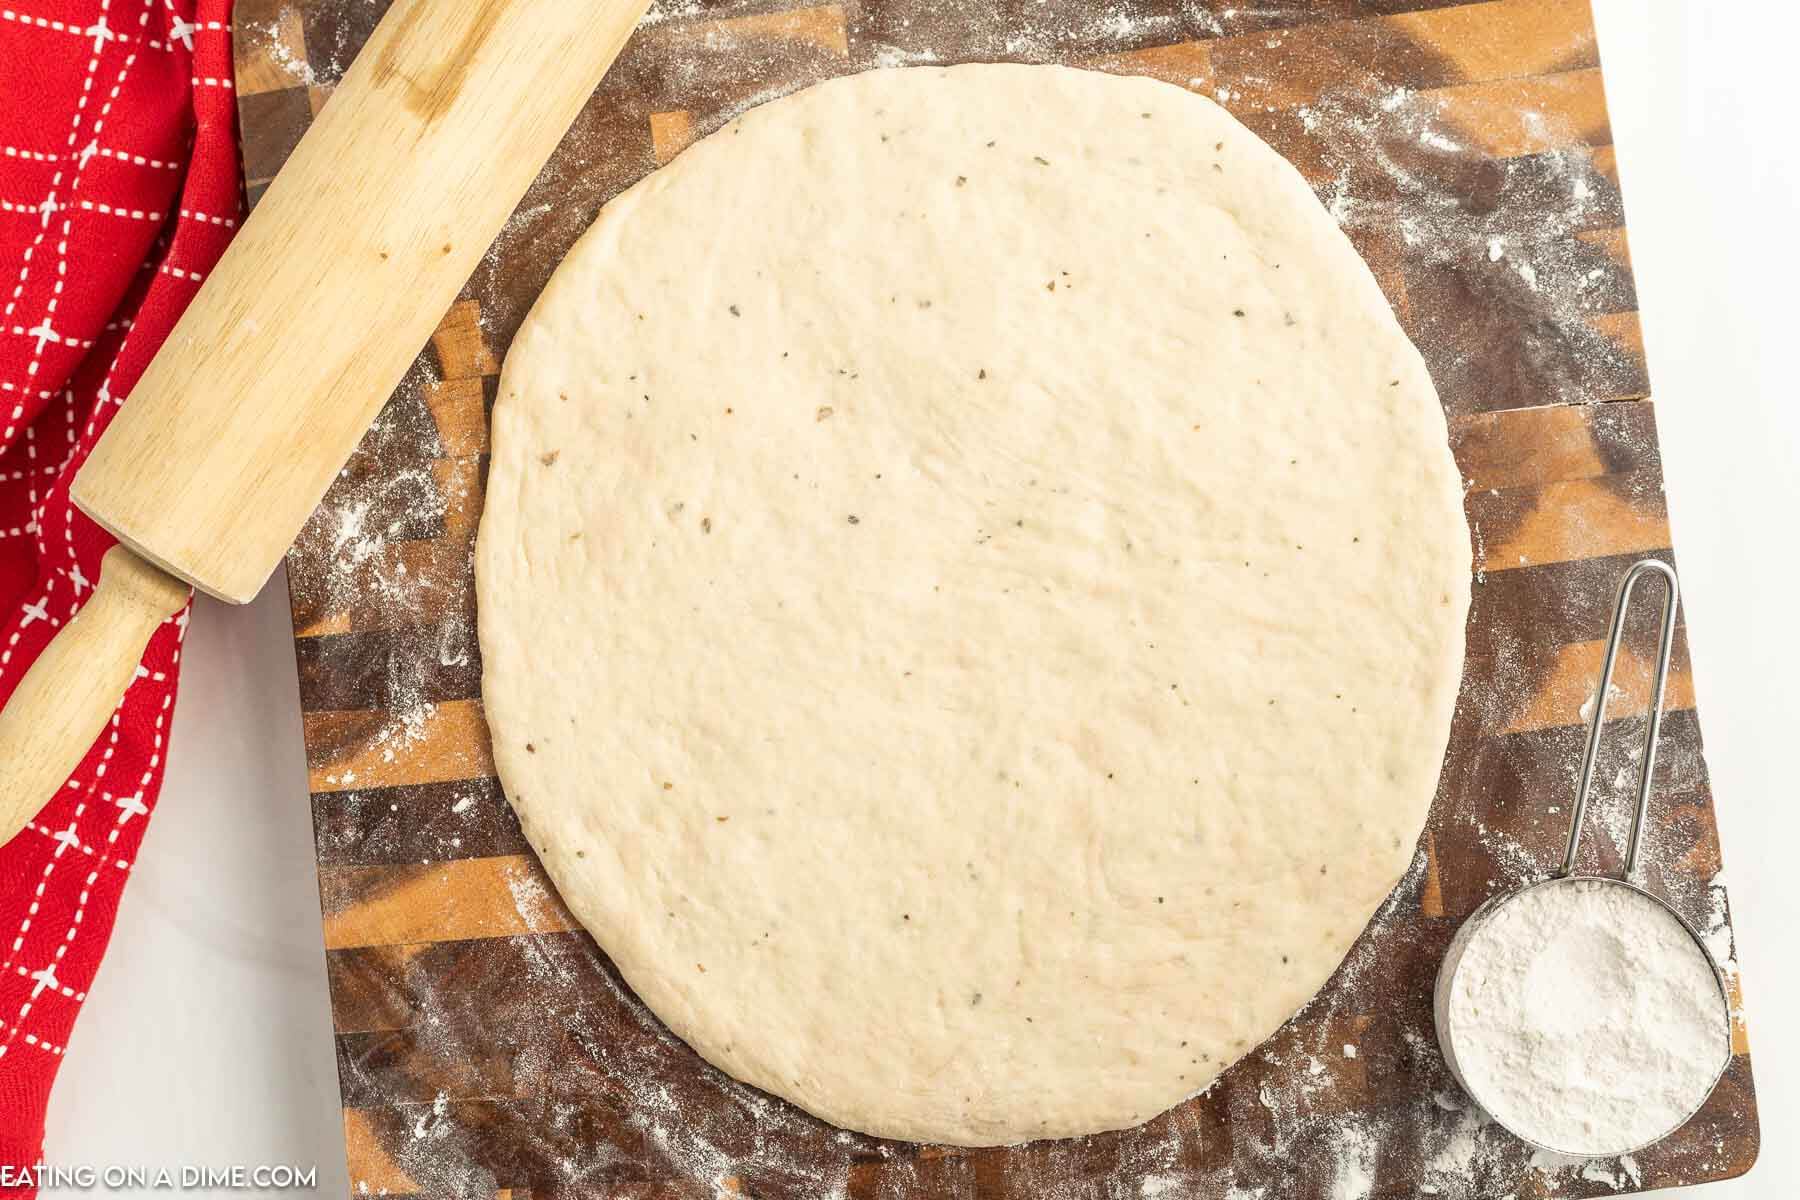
1559 559 1680 880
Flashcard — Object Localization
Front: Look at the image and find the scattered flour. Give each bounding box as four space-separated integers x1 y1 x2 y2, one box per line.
1327 1126 1375 1200
502 860 567 934
1579 681 1625 723
245 17 318 85
638 0 704 25
1581 1156 1644 1189
411 1091 450 1141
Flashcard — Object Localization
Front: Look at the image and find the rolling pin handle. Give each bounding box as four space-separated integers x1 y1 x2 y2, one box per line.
0 545 191 847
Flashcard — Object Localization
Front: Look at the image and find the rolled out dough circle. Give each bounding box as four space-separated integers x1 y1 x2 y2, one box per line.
477 64 1470 1147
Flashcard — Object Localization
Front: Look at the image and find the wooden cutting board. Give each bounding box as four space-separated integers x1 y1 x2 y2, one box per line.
233 1 1761 1195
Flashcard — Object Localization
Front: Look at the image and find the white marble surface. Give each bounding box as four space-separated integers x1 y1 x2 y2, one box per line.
40 6 1800 1196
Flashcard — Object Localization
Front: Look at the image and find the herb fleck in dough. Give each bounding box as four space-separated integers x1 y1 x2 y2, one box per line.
477 64 1470 1147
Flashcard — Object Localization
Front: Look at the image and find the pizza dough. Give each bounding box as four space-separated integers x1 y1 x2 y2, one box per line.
476 64 1470 1146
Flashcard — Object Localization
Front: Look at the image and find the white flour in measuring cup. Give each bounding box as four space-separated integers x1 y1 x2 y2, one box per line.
1442 878 1730 1156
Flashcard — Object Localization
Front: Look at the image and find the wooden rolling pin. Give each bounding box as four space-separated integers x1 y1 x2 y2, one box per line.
0 0 649 844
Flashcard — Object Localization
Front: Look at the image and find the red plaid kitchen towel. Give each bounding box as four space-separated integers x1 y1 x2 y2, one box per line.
0 0 238 1183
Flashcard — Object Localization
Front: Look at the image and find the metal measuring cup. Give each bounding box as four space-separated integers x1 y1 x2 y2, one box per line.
1432 559 1733 1156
